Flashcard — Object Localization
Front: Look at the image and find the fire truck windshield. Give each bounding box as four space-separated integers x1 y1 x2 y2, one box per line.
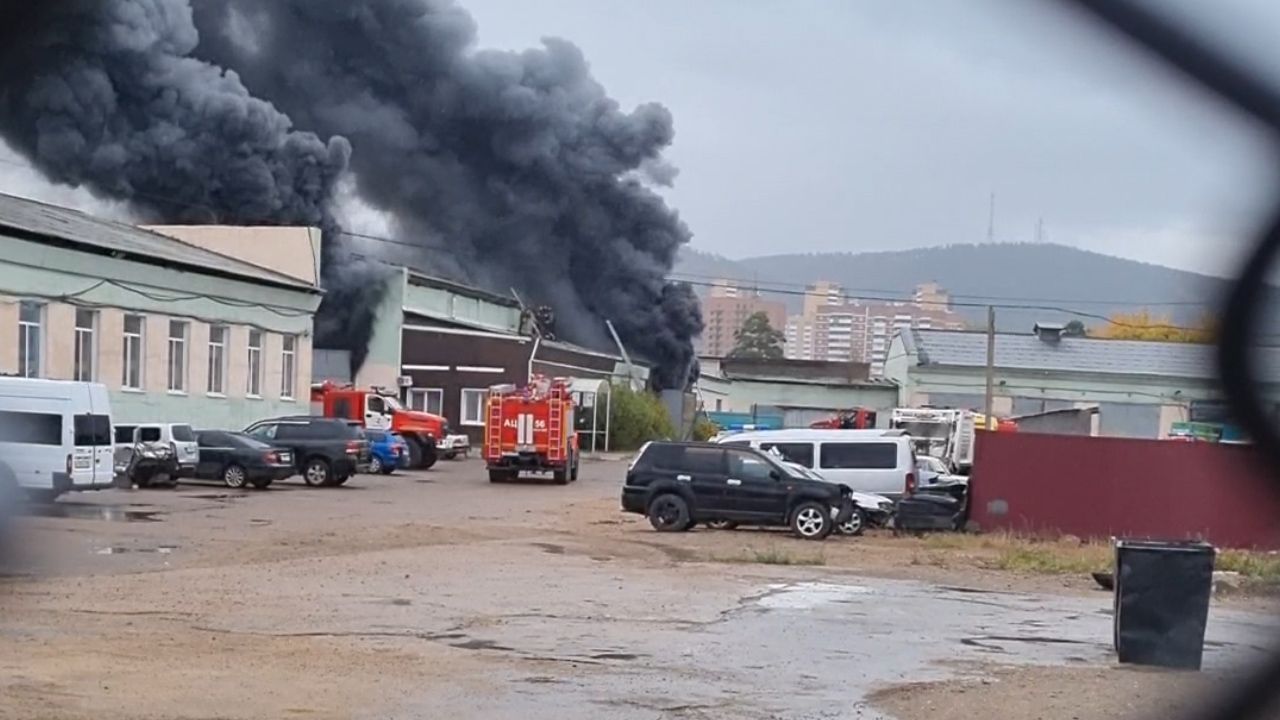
381 396 404 412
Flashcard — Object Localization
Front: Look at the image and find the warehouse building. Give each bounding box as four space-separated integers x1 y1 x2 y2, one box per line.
884 325 1280 439
339 267 647 443
0 194 322 429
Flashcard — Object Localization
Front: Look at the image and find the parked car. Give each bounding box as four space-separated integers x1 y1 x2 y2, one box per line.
243 416 370 487
437 433 471 460
716 429 918 497
621 441 855 540
113 422 198 488
194 430 296 489
364 429 409 474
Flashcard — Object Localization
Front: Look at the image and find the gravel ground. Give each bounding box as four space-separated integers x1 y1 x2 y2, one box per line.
0 458 1275 719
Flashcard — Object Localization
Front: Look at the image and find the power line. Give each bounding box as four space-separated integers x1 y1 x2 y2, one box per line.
674 276 1215 333
667 270 1213 307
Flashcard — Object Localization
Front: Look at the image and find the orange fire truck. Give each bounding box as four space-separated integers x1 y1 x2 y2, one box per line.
483 376 579 484
311 381 448 469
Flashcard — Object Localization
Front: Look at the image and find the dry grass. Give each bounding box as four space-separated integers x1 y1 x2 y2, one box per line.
715 545 827 566
907 531 1280 580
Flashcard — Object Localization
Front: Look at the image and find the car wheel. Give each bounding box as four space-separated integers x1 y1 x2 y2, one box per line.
790 501 833 540
332 474 350 486
222 464 249 489
836 509 866 537
249 477 272 490
552 467 569 485
706 520 738 530
303 459 331 487
647 493 690 532
570 457 580 482
380 464 396 475
368 456 383 475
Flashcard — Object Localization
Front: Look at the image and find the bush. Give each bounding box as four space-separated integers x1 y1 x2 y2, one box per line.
691 414 719 442
607 385 674 450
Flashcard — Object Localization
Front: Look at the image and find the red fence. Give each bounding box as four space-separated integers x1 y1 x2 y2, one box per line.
969 432 1280 549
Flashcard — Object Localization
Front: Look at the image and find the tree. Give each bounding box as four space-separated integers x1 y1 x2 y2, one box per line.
1095 309 1215 343
728 312 785 359
1063 319 1087 337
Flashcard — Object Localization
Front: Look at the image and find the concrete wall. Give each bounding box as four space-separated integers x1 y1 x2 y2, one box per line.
969 431 1280 549
353 270 407 390
697 374 898 426
0 233 319 430
145 225 322 286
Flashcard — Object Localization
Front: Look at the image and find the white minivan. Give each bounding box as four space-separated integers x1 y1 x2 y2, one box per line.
717 429 917 497
0 377 115 499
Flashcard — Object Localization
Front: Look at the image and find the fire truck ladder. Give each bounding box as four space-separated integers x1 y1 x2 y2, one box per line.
546 391 564 462
485 396 504 459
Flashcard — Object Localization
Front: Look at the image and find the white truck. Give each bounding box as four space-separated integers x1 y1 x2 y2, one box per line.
890 407 976 474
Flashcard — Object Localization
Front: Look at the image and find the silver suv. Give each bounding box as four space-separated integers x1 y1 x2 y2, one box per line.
114 423 200 487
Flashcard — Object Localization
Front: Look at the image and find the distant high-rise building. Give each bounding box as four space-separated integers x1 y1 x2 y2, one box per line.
697 279 787 358
785 282 966 374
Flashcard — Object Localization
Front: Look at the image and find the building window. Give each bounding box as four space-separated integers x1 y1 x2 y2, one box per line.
280 335 296 399
460 388 487 426
167 320 189 393
122 314 144 390
207 325 228 395
17 300 42 378
246 329 263 397
409 388 444 415
73 308 97 382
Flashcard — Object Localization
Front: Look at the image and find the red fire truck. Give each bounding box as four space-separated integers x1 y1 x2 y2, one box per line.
311 381 448 469
810 408 878 429
483 376 579 484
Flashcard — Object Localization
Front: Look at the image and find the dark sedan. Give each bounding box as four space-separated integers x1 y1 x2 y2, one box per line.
194 430 296 489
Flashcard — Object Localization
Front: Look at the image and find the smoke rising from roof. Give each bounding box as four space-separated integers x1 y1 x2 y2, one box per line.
0 0 700 389
190 0 701 389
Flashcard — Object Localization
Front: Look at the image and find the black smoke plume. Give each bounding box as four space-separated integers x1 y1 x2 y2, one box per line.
190 0 702 389
0 0 349 230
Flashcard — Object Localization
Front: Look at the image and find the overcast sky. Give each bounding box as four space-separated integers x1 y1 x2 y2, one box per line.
3 0 1279 276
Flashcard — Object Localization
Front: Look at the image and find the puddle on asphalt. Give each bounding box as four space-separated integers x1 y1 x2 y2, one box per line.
450 638 515 652
95 545 178 555
186 493 248 502
26 503 164 523
756 582 873 610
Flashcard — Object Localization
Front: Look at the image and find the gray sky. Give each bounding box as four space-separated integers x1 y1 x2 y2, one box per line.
3 0 1278 276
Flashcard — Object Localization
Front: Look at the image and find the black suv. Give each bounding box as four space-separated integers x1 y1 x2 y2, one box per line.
621 442 855 540
244 417 370 487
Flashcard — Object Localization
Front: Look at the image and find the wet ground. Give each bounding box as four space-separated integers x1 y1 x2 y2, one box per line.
0 459 1275 719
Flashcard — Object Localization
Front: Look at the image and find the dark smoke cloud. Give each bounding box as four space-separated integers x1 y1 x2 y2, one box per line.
0 0 379 365
0 0 349 229
191 0 702 389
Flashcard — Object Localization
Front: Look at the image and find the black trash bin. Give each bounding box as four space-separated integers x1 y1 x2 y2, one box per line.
1113 539 1215 670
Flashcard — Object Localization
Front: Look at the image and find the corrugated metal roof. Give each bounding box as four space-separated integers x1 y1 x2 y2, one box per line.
909 329 1280 382
0 193 317 291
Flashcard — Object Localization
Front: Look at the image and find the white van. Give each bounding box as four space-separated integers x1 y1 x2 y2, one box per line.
717 429 917 497
0 377 115 498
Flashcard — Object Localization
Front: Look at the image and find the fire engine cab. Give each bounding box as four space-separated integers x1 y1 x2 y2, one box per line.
483 376 579 484
311 381 448 469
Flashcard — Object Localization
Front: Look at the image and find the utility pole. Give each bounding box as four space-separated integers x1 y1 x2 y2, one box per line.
984 305 996 430
987 192 995 243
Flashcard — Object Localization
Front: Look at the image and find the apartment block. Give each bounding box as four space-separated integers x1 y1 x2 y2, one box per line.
698 279 788 358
